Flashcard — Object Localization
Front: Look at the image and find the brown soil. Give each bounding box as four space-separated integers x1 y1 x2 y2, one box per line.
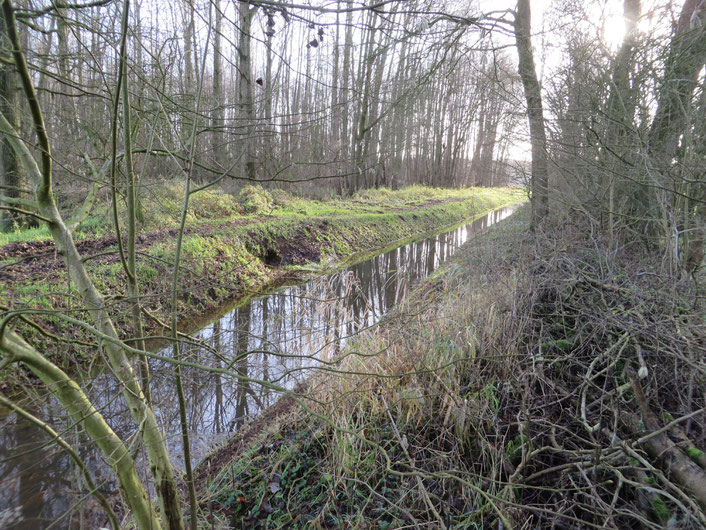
0 218 257 285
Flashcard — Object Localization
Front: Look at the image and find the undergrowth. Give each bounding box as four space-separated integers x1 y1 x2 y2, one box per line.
204 205 706 529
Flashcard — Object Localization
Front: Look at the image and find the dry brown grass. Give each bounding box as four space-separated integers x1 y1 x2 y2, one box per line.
208 205 706 529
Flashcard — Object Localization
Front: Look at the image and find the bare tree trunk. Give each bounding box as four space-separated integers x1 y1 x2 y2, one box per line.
341 2 354 187
263 8 275 175
332 1 341 155
0 15 26 230
182 0 195 147
211 0 224 171
368 8 395 188
238 0 258 182
56 7 77 136
118 0 150 404
515 0 549 229
604 0 641 240
350 7 376 194
469 90 486 186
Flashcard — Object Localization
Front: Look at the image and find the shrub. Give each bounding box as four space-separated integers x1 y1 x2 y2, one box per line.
238 185 273 214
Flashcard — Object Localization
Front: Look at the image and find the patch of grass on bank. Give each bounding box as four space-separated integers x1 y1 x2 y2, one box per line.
0 183 523 245
0 224 51 246
203 204 706 529
1 186 522 382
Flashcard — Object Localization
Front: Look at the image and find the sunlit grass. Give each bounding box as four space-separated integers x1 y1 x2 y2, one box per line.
0 184 525 247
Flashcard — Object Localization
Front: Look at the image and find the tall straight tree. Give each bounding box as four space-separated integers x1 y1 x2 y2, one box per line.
603 0 641 240
0 20 25 230
648 0 706 274
515 0 549 229
238 0 258 182
211 0 225 171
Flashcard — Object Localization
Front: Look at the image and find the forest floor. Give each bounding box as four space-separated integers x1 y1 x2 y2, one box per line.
198 204 706 529
0 184 522 387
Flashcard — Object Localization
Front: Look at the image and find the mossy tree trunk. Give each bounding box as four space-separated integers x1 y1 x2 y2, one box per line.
0 1 185 527
0 10 27 230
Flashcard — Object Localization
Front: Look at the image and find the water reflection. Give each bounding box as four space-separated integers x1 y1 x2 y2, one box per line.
0 205 518 528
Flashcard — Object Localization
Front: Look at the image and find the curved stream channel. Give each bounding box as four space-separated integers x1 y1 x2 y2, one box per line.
0 204 519 528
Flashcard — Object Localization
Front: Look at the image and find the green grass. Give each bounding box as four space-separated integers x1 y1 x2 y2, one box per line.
1 184 524 246
0 224 51 246
2 184 524 311
2 185 524 380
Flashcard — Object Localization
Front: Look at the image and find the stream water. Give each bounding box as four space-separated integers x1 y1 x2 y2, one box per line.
0 204 519 529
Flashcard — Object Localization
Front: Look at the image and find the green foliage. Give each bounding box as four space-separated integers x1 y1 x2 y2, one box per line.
686 446 705 462
190 189 241 219
238 185 273 214
138 182 241 229
268 188 294 207
650 496 672 523
0 224 50 246
506 434 529 464
540 338 573 352
208 427 335 527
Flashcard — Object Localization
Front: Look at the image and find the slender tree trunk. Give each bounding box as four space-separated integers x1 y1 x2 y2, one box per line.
604 0 641 240
350 8 376 194
515 0 549 229
0 21 25 230
119 0 150 403
0 2 185 526
332 1 340 153
182 0 195 149
342 1 354 191
211 0 224 171
238 1 258 182
264 8 274 175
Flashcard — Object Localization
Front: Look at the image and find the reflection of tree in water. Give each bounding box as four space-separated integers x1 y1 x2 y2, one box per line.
234 304 252 430
0 206 519 526
213 319 223 435
0 397 78 529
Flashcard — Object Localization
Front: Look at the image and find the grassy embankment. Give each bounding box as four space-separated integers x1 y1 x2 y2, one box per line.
0 184 522 374
200 205 706 529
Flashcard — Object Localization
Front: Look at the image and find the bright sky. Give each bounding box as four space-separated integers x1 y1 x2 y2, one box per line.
477 0 627 64
474 0 631 159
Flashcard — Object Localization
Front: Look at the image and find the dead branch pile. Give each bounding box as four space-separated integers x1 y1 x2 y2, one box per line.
323 211 706 529
487 224 706 529
211 211 706 529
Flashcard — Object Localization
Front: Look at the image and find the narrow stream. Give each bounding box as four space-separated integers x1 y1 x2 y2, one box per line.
0 204 519 528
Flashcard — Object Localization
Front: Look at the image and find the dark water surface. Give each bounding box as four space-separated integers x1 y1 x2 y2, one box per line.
0 204 519 528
